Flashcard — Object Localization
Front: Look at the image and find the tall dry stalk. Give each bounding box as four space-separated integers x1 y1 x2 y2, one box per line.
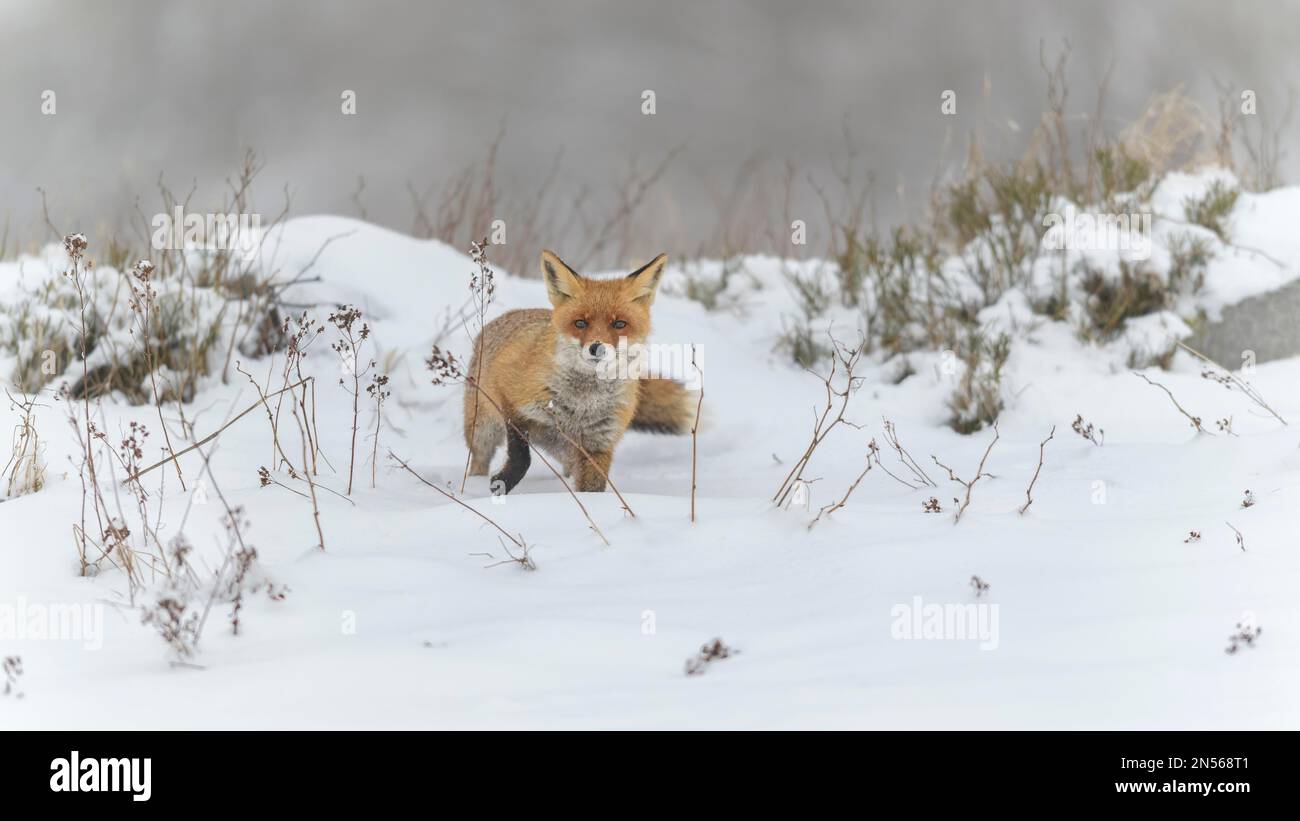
328 305 372 494
126 258 187 491
4 391 45 497
690 345 704 523
367 373 390 489
460 238 494 492
773 335 865 508
61 234 109 576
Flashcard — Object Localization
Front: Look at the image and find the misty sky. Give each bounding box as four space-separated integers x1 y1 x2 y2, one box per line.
1 0 1295 268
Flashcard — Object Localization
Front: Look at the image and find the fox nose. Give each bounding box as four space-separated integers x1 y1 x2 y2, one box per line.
588 342 606 358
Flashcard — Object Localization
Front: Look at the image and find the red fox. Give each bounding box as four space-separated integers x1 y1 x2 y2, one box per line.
463 250 695 494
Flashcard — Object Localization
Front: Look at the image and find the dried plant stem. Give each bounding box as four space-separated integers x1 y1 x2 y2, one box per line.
1226 521 1246 552
932 421 1000 524
328 306 371 496
1175 340 1286 426
244 362 305 475
370 407 380 488
4 391 44 497
65 242 108 576
127 377 311 483
879 418 937 489
578 144 684 267
246 335 341 551
1018 425 1055 515
470 537 537 571
308 376 322 472
773 337 864 507
292 395 325 550
272 315 327 475
284 347 320 474
690 345 704 523
540 403 636 519
131 271 187 492
459 239 492 493
390 451 525 550
808 457 873 529
346 367 359 493
188 443 247 643
1133 371 1211 434
367 375 389 490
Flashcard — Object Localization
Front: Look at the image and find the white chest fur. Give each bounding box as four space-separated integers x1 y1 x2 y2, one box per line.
519 338 634 452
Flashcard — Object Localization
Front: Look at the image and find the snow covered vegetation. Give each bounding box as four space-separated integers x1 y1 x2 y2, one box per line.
2 90 1298 729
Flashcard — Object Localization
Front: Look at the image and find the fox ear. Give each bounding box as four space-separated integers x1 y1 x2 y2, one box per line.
541 250 583 306
625 253 667 304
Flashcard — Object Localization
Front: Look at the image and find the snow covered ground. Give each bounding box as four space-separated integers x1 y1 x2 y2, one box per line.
2 171 1298 728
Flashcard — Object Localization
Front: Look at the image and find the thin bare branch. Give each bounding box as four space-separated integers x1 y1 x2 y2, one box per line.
1018 425 1055 515
932 421 1000 524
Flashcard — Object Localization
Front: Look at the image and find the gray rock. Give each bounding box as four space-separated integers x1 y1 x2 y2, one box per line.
1187 278 1300 369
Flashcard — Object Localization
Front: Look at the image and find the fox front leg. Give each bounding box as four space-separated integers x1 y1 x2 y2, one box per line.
491 421 531 494
572 450 612 493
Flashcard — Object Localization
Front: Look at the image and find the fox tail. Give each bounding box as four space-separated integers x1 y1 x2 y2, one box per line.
631 378 698 435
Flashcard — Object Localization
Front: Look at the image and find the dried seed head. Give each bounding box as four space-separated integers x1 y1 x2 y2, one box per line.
426 345 464 385
63 233 88 258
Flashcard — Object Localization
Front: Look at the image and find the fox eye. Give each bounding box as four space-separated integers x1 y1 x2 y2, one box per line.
574 319 588 329
611 319 628 330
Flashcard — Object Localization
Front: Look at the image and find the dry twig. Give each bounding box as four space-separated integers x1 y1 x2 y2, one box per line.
1018 425 1055 515
690 344 704 523
773 334 865 507
808 447 874 530
1133 371 1210 435
932 422 1000 524
390 451 527 551
1178 340 1286 426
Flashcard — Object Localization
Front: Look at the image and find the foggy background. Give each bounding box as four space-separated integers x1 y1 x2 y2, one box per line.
1 0 1296 272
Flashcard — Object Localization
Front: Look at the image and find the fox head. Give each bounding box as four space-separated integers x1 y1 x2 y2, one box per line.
541 249 666 365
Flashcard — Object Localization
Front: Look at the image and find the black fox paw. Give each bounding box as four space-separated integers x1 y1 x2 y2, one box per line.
489 473 513 496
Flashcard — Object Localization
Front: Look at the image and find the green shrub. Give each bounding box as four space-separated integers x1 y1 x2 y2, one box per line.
1166 233 1211 296
1079 260 1168 340
942 164 1053 306
1094 144 1152 201
947 327 1010 434
1183 180 1239 241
